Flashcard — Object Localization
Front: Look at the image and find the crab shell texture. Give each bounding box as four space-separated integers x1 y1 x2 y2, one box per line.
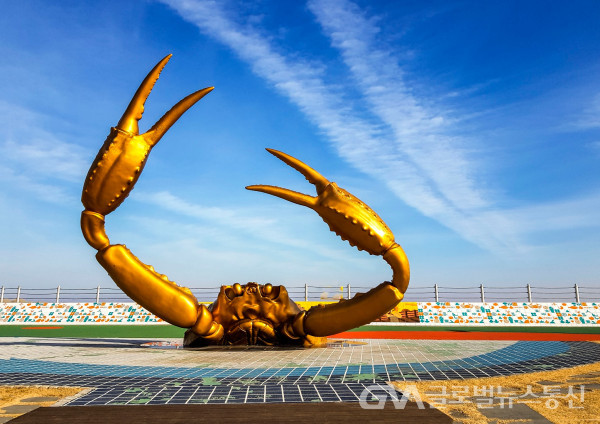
82 128 149 216
316 183 395 255
184 282 325 347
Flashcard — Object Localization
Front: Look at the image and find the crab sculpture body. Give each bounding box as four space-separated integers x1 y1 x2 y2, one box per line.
81 55 410 347
184 282 324 347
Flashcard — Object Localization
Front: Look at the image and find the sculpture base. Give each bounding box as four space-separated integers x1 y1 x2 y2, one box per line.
183 328 328 348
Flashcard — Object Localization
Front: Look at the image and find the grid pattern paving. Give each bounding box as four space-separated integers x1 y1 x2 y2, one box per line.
1 338 600 405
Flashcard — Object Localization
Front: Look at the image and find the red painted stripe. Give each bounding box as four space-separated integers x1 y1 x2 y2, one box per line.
21 326 63 330
330 331 600 341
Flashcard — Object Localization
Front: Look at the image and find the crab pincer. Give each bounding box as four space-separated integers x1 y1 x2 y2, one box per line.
246 149 410 336
82 54 213 220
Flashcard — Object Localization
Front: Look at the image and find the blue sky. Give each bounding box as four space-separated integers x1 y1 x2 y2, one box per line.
1 0 599 292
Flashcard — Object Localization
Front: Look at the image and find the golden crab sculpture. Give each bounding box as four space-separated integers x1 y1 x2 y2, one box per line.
81 55 410 347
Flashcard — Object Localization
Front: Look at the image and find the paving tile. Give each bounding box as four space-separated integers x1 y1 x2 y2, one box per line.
574 383 600 391
20 396 59 402
478 403 553 422
2 405 39 414
571 372 600 378
535 380 563 386
1 338 600 405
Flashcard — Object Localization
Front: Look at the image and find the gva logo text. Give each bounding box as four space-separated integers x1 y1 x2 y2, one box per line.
359 384 425 409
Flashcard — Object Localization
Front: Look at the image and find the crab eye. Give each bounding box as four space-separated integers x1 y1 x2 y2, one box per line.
225 283 244 300
261 284 280 299
224 287 235 300
262 284 273 296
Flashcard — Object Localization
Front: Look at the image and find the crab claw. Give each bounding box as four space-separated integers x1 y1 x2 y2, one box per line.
247 149 410 336
247 148 409 291
80 56 222 343
246 148 397 256
82 54 213 217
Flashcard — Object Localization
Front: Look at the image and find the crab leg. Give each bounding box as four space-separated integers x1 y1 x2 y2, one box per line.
247 149 410 336
81 56 222 339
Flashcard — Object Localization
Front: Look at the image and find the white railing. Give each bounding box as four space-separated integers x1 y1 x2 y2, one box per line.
0 283 598 303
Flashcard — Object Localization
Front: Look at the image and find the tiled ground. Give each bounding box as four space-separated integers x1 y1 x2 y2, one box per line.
1 338 600 405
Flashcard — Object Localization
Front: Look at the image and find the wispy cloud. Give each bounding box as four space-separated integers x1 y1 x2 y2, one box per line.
134 190 357 261
572 93 600 130
1 138 87 182
0 100 89 204
160 0 524 253
506 192 600 234
308 0 488 211
0 165 74 204
139 190 273 228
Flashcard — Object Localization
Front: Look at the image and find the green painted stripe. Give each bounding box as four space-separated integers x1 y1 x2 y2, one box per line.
0 325 185 338
0 324 598 338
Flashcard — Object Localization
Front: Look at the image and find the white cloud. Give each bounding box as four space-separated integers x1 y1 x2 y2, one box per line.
159 0 523 253
506 192 600 234
0 100 90 205
0 101 89 180
1 138 87 182
133 190 358 261
0 164 74 204
573 93 600 130
158 0 600 257
309 0 487 209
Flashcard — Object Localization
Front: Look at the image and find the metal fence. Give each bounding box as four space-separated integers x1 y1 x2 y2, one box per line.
1 283 598 303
